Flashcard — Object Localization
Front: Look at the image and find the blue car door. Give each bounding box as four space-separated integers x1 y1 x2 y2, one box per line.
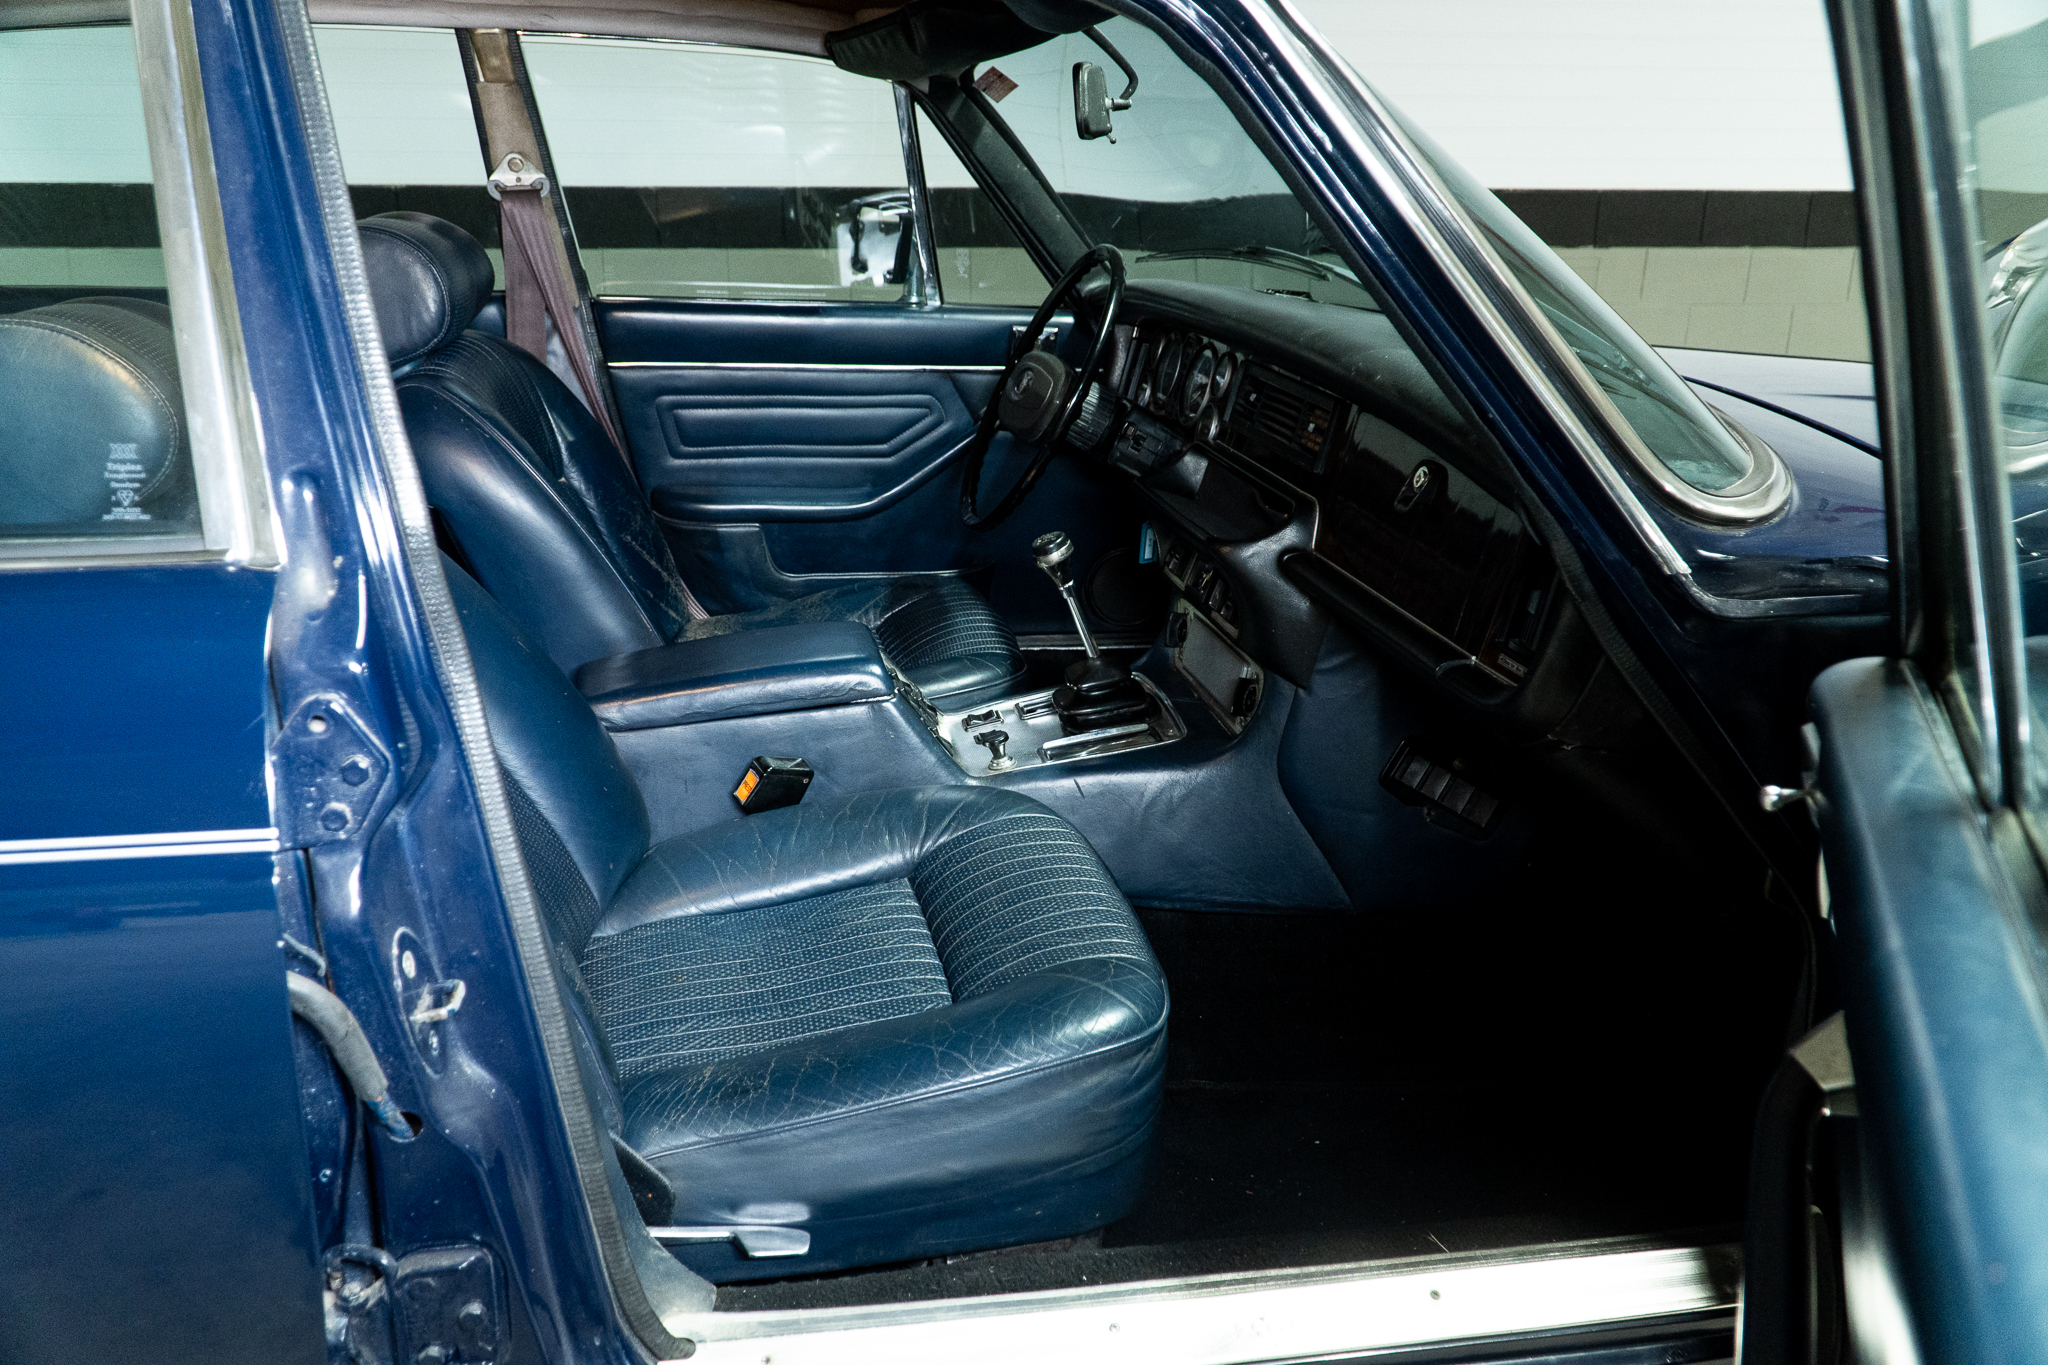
0 3 323 1360
1781 0 2048 1359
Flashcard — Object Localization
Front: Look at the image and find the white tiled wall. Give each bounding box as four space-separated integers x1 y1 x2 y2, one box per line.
1553 245 1868 360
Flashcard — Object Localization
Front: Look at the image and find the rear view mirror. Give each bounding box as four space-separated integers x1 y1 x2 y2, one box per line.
1071 26 1139 142
1074 62 1116 140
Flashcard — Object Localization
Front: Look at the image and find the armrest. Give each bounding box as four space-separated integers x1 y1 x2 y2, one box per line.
573 622 892 732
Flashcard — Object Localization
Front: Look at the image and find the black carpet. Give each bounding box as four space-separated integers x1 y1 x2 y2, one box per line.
719 887 1798 1311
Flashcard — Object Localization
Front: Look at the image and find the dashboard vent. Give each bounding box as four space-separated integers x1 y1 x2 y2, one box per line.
1237 367 1338 469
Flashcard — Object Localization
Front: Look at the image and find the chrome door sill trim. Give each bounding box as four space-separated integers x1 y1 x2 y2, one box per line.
0 827 281 865
677 1239 1736 1364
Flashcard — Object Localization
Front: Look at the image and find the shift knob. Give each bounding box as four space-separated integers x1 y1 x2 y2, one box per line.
1032 530 1076 587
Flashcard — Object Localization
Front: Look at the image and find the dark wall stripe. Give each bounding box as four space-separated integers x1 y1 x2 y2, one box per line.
3 182 1863 253
1492 189 1860 248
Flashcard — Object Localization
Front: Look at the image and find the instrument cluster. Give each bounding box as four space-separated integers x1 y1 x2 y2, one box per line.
1126 328 1239 446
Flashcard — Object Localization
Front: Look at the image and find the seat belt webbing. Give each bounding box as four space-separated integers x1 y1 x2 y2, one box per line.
464 28 711 623
466 30 628 460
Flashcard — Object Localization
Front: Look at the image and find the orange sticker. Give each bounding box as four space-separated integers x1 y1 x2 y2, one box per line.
734 769 760 803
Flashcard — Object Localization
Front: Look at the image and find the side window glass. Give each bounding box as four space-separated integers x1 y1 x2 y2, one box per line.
313 26 502 283
521 38 916 302
0 23 203 553
916 109 1049 308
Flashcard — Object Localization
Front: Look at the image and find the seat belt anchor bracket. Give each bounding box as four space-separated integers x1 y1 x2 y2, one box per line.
487 152 549 200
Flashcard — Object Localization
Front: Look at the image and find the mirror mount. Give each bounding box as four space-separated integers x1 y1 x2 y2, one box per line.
1071 25 1138 141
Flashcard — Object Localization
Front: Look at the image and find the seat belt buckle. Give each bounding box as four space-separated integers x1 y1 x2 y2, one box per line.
487 152 549 200
733 756 814 814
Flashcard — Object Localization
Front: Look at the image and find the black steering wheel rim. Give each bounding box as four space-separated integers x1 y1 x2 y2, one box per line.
959 244 1125 529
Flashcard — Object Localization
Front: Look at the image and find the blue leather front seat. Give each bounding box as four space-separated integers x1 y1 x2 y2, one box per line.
360 212 1026 708
448 560 1168 1280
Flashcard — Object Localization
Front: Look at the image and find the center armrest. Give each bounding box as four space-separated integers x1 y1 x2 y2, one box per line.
573 622 892 731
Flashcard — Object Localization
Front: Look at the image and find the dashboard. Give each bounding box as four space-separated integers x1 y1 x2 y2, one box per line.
1096 286 1564 727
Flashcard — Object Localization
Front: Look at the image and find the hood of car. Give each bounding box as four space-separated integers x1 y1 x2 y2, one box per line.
1655 346 1878 454
1650 347 1887 609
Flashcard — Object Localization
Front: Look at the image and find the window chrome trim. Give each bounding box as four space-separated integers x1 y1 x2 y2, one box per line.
896 84 944 307
131 0 279 567
677 1240 1735 1365
1248 2 1788 564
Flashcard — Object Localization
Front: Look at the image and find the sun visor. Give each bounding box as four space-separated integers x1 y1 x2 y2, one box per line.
826 0 1105 81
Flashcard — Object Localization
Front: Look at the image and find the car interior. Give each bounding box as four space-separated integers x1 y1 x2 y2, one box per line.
0 0 1811 1318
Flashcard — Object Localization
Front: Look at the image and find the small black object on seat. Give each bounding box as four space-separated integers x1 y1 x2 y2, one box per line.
449 558 1166 1281
359 211 1025 708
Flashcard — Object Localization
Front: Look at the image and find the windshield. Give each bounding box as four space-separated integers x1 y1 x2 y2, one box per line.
969 18 1378 309
978 16 1768 508
1395 121 1767 500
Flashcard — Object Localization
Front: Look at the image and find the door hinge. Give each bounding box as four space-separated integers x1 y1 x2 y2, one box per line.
272 695 391 849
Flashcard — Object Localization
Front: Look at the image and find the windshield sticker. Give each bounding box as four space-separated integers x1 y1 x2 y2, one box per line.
974 68 1018 102
101 442 150 522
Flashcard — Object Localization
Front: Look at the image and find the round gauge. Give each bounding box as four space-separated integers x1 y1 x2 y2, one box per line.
1183 348 1219 421
1213 352 1237 402
1153 335 1185 414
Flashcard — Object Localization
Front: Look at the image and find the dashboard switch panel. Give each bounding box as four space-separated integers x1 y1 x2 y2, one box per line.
1173 600 1262 735
1110 411 1182 477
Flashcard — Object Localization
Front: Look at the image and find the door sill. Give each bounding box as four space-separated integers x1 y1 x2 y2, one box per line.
675 1236 1737 1365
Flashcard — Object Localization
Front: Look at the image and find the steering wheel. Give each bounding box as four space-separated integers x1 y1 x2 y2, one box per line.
959 244 1126 528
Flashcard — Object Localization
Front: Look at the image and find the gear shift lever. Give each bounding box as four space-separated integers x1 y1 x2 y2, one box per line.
1032 531 1153 733
1033 531 1098 659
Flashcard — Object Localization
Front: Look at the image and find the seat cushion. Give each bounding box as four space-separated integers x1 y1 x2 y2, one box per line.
680 576 1025 709
583 877 952 1077
587 786 1167 1281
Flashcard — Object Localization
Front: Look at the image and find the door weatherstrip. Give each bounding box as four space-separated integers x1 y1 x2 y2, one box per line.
0 828 281 866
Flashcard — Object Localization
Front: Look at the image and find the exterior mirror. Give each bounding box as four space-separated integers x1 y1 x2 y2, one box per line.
1073 61 1116 140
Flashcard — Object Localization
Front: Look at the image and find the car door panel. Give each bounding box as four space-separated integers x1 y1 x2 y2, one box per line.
597 298 1150 637
1810 656 2048 1363
620 365 990 519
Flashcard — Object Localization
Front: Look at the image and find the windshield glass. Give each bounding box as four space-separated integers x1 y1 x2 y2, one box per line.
1397 122 1764 498
981 16 1763 503
971 18 1377 309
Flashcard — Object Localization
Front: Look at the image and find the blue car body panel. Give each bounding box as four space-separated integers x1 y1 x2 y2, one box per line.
1658 346 1880 453
0 567 323 1365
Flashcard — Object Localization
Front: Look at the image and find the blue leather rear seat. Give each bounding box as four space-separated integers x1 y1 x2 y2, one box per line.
360 210 1026 708
450 559 1168 1280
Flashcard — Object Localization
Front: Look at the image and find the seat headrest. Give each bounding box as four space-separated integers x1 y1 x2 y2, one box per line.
0 297 195 530
358 211 495 367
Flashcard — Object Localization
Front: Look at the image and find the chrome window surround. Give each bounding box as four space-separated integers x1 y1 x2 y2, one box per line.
1251 0 1798 610
0 0 278 570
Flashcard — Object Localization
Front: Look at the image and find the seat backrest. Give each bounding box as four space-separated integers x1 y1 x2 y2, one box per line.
0 297 196 531
359 211 695 675
445 555 651 955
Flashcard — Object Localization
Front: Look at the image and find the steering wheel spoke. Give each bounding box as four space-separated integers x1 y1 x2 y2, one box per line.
959 244 1126 529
